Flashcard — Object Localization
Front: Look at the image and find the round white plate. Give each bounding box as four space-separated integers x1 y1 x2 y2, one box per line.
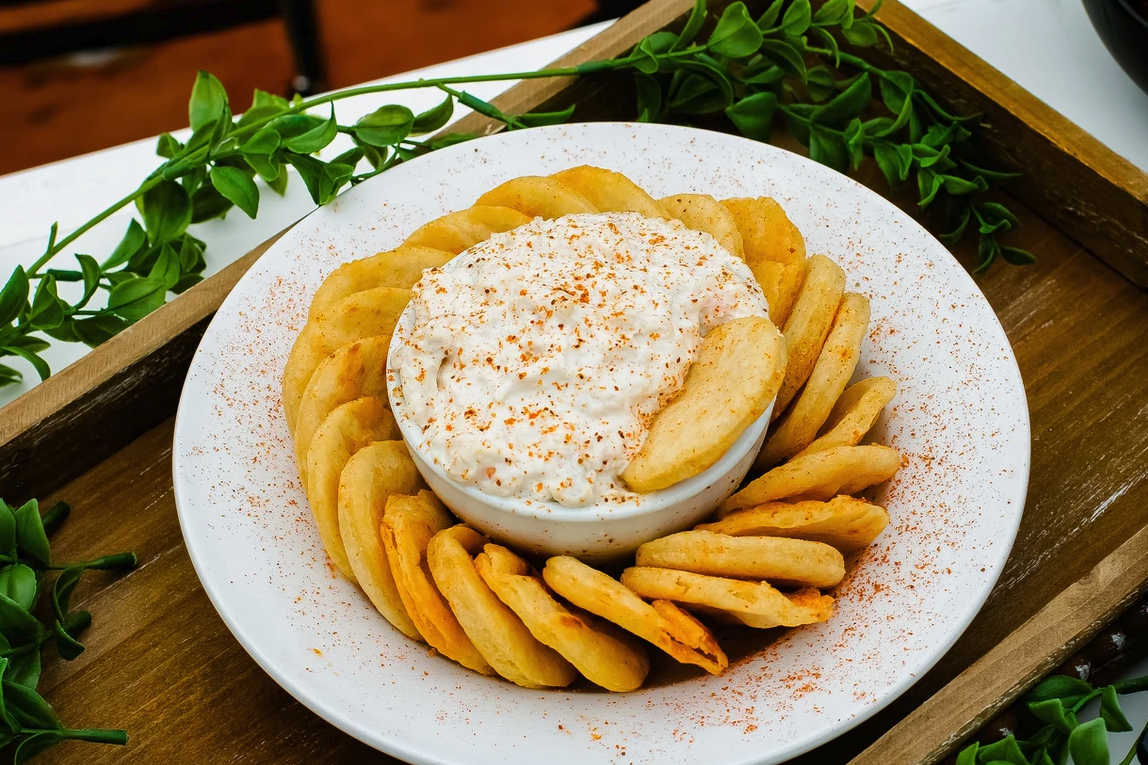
172 122 1029 765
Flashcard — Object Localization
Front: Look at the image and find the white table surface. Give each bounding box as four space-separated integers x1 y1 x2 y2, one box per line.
1 4 1147 760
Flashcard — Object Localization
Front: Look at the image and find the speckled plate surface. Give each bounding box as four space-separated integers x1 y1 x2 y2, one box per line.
172 122 1029 765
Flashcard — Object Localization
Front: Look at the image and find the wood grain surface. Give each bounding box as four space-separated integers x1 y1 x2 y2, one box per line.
26 187 1148 765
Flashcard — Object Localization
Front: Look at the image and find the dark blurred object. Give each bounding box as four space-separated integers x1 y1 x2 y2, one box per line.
580 0 647 25
0 0 327 94
1082 0 1148 96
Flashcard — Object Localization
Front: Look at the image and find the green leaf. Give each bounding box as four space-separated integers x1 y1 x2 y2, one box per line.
878 71 915 114
959 159 1022 182
707 2 763 58
269 113 325 142
353 105 415 147
939 204 972 244
955 743 978 765
3 680 61 730
53 620 85 661
845 118 865 169
917 167 944 206
1067 718 1108 765
760 39 807 80
210 165 260 219
811 73 872 125
156 133 182 159
102 219 147 270
239 126 280 156
756 0 784 30
284 154 353 205
172 274 204 294
331 147 364 168
73 315 129 347
675 0 707 48
667 71 731 114
6 648 40 691
915 89 978 123
411 95 455 134
516 105 576 128
809 25 842 65
0 508 15 557
139 180 192 245
147 244 181 291
781 0 812 36
809 126 849 172
634 72 663 122
188 70 228 132
236 104 284 130
976 202 1019 234
1099 685 1132 732
843 19 879 46
284 107 338 154
0 267 29 327
977 736 1029 765
252 87 289 111
75 254 101 309
106 277 167 322
806 66 838 102
974 233 1000 274
1029 698 1077 734
190 183 234 223
0 365 19 386
15 731 62 763
266 167 289 196
245 152 283 184
51 567 82 623
28 275 65 331
0 592 45 644
813 0 852 26
742 63 786 86
13 500 49 568
4 347 49 382
0 566 37 612
941 175 987 195
1001 247 1036 266
725 91 778 141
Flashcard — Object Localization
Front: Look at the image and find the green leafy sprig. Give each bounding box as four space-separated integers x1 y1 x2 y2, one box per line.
955 673 1148 765
0 498 136 762
0 0 1029 389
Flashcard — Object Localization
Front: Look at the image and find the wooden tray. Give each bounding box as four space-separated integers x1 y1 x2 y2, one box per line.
5 1 1148 762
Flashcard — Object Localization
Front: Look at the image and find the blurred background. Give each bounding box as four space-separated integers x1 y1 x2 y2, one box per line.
0 0 645 176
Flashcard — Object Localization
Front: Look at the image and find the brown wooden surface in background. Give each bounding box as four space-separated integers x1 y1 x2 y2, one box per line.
0 0 594 175
26 177 1148 764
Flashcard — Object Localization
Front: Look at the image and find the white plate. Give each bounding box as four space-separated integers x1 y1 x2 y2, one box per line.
172 122 1029 765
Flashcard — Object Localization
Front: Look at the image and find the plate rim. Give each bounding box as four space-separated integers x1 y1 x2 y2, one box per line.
172 120 1030 765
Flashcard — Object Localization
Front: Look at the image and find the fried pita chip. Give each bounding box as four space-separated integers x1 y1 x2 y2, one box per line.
282 285 409 430
721 445 901 516
697 495 889 552
476 544 649 692
293 335 391 481
794 377 897 459
758 293 870 467
621 568 834 629
634 530 844 588
774 254 847 417
381 493 492 674
304 397 398 581
402 205 531 254
308 246 453 321
659 193 745 260
338 441 424 640
475 176 597 218
542 556 727 675
428 526 576 689
722 197 807 325
550 166 668 218
621 316 786 493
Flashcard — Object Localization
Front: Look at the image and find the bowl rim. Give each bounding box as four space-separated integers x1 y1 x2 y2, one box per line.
386 292 773 525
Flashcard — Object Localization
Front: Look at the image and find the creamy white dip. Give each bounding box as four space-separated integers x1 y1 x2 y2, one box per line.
391 212 768 508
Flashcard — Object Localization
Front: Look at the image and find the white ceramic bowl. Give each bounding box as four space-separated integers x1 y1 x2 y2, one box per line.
387 300 775 560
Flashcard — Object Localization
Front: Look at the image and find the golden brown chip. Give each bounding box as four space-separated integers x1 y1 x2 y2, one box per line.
401 205 532 254
304 397 398 581
293 335 391 481
794 377 897 459
658 193 745 260
428 526 576 689
474 176 597 218
697 495 890 552
550 166 668 218
757 292 870 467
634 530 844 589
282 285 409 431
620 568 834 629
542 556 728 675
774 255 847 417
381 493 492 674
476 544 649 692
621 316 786 493
720 444 902 516
308 246 453 321
338 441 424 640
722 197 807 325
